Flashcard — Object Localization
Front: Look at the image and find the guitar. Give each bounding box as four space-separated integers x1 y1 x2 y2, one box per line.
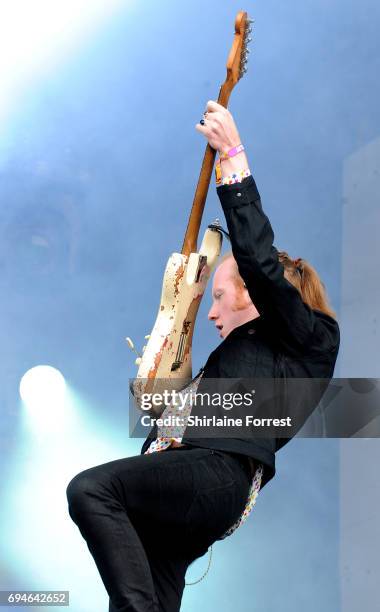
129 11 253 413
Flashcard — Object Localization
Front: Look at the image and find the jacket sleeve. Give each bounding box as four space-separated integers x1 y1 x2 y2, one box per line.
217 175 335 353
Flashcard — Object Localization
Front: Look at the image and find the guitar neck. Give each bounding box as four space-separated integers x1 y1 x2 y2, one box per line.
181 10 251 258
181 81 233 257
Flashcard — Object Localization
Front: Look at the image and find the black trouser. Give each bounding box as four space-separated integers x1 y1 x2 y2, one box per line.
66 445 252 612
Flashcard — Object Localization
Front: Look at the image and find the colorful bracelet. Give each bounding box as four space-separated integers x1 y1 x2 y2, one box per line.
215 162 251 185
221 168 251 185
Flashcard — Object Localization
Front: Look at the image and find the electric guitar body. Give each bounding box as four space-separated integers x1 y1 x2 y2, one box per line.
133 226 222 403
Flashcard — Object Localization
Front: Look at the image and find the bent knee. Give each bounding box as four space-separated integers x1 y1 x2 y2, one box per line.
66 471 100 515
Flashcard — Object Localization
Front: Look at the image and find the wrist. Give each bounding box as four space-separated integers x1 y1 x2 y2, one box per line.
220 151 249 176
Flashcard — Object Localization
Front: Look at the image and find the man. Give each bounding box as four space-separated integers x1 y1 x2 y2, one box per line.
66 101 340 612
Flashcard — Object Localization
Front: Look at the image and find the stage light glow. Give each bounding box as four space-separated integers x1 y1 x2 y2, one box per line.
3 386 135 611
0 0 124 120
19 365 67 412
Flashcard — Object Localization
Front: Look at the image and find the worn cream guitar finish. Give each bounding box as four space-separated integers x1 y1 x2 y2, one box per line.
131 11 253 412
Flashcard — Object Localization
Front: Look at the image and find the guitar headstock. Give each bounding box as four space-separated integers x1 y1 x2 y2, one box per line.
226 11 254 86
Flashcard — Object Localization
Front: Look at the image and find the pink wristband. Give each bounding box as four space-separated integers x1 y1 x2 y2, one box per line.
219 144 245 161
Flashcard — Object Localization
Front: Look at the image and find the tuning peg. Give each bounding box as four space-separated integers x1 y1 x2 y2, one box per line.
144 334 151 339
135 357 142 365
245 26 252 35
126 336 142 359
247 18 254 24
245 36 253 44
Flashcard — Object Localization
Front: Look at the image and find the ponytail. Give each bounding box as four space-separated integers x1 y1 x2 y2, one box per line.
278 251 337 320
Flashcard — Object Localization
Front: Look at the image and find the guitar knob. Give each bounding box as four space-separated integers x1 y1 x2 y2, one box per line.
126 336 142 359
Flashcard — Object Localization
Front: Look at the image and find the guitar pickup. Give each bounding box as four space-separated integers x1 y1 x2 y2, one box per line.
171 321 191 370
195 255 208 283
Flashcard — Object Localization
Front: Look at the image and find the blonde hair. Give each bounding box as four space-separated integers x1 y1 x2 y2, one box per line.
220 250 337 320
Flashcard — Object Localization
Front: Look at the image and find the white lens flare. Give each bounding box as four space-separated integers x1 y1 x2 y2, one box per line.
19 365 67 413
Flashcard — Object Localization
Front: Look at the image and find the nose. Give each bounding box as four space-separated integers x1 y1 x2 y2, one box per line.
208 302 217 321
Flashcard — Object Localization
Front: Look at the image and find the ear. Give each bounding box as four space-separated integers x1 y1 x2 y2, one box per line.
243 284 254 307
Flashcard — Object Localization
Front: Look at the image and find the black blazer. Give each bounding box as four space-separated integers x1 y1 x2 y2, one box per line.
140 175 340 490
